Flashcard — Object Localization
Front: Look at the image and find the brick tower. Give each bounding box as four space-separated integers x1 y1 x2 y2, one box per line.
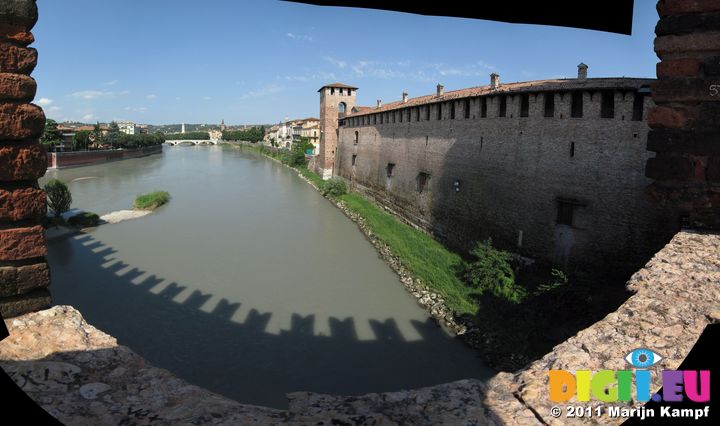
317 83 357 179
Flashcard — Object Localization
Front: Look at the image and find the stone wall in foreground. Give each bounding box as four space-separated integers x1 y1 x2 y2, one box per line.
0 0 50 318
1 230 716 424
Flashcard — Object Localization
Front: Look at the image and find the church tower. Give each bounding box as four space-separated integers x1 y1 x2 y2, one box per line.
317 83 357 179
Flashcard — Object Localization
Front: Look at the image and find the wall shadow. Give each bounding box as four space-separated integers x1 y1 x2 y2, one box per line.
44 233 493 409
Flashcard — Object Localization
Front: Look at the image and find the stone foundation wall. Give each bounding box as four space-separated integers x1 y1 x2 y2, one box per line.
0 0 51 318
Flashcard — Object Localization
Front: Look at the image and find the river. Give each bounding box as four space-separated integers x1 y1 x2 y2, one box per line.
41 145 491 408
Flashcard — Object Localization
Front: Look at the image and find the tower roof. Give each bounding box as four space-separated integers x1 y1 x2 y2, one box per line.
318 82 358 92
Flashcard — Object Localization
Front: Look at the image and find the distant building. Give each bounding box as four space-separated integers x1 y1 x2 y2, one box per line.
118 121 137 135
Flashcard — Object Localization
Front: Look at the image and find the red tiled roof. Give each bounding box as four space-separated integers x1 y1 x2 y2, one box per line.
318 82 358 92
344 77 654 117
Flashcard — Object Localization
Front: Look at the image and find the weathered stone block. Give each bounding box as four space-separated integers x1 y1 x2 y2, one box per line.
0 103 44 140
0 186 46 221
646 156 696 180
656 12 720 36
647 129 720 156
0 288 50 318
0 262 49 297
658 0 720 18
0 225 46 261
648 105 693 128
704 56 720 76
657 58 701 78
655 32 720 55
0 24 34 46
0 0 38 32
652 78 720 102
0 43 37 74
0 142 47 181
0 73 36 101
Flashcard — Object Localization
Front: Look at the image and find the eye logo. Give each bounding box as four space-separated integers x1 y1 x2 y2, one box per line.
625 348 662 368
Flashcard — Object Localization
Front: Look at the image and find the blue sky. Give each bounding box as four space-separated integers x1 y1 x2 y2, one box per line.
33 0 660 125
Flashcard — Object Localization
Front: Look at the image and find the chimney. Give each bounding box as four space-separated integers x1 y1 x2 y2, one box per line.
436 84 444 96
577 63 588 81
402 92 408 103
490 73 500 90
377 99 382 108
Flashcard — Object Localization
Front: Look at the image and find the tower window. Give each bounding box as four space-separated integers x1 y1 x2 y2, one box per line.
464 99 471 119
352 154 357 166
556 200 575 226
339 88 344 95
338 102 346 113
571 92 583 118
499 96 507 117
331 87 335 95
520 94 529 117
544 93 555 117
481 98 487 118
601 91 615 118
450 102 455 119
386 163 395 177
632 92 644 121
416 172 430 193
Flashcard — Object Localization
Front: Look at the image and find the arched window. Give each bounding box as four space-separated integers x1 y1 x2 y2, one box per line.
338 102 347 113
354 131 359 145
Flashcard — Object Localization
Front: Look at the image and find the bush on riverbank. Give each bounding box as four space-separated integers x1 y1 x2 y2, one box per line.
458 239 527 303
67 211 100 227
44 179 72 217
134 191 170 210
320 178 347 198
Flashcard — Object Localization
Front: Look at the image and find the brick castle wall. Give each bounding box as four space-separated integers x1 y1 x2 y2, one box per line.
0 0 51 317
335 86 679 274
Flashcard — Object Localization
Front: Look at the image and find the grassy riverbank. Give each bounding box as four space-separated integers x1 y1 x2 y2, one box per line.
134 191 170 210
338 192 476 314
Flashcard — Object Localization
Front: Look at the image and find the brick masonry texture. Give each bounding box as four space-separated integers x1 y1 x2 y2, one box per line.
332 83 677 273
0 186 46 222
0 43 37 74
0 102 45 139
647 0 720 229
0 143 47 181
0 262 49 298
0 225 47 261
0 73 36 101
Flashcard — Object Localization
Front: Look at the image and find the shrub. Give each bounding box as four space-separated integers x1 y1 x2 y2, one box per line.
67 211 100 227
44 179 72 217
134 191 170 210
320 177 347 198
459 238 527 303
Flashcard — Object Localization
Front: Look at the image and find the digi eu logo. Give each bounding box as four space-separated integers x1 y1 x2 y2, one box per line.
549 348 711 403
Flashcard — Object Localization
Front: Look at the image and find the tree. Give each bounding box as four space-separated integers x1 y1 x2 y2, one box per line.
108 121 120 134
40 119 63 151
44 179 72 217
73 130 91 151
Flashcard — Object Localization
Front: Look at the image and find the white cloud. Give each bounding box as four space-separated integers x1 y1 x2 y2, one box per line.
82 114 94 121
323 56 347 69
48 106 62 112
36 97 53 106
72 90 129 100
241 85 283 99
146 94 157 100
287 32 313 42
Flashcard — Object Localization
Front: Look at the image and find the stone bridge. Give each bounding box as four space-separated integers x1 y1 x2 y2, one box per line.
165 139 219 146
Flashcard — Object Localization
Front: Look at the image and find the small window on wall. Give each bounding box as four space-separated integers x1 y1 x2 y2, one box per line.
556 198 584 226
499 96 507 117
338 102 346 113
437 103 442 120
352 154 357 166
464 99 471 118
425 105 431 120
407 108 412 122
450 102 455 119
399 110 403 123
416 172 430 193
354 131 359 145
386 163 395 177
480 98 487 118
